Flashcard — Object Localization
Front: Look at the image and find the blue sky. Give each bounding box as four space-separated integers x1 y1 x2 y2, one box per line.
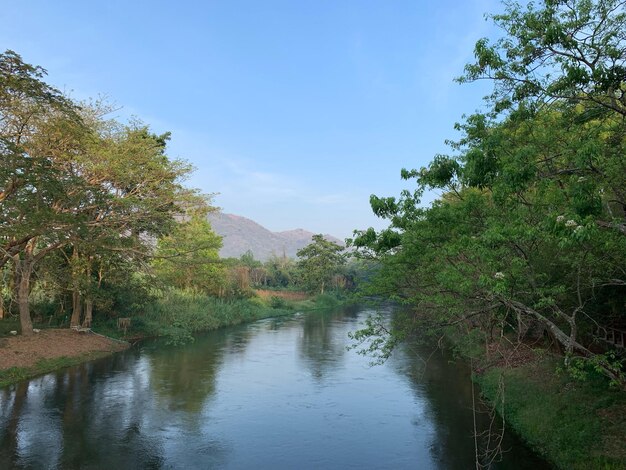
3 0 499 239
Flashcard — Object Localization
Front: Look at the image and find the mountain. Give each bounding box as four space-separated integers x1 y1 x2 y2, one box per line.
207 213 343 261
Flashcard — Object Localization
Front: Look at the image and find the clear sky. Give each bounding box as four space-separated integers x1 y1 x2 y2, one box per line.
3 0 499 239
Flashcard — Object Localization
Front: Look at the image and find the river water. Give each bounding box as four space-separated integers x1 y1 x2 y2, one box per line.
0 306 549 469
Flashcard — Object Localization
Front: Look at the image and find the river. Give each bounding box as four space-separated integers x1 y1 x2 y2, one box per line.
0 306 549 469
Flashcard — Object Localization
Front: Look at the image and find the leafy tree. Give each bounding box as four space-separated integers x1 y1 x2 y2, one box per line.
0 50 89 333
0 51 201 334
238 250 268 287
239 250 261 270
0 51 83 257
460 0 626 119
350 0 626 388
152 209 225 295
264 254 297 288
296 235 346 294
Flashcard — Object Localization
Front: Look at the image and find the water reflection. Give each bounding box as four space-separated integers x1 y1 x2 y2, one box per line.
0 307 549 469
148 338 224 415
390 342 549 469
298 309 352 382
0 353 170 469
0 381 27 466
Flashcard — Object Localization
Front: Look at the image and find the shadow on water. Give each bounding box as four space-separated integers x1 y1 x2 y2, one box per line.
147 337 224 416
0 337 234 469
0 305 551 469
390 340 551 470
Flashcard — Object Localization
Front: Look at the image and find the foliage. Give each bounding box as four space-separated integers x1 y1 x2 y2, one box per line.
264 254 298 288
349 0 626 388
296 234 346 294
0 50 208 334
138 288 293 344
459 0 626 118
152 210 225 295
269 295 288 309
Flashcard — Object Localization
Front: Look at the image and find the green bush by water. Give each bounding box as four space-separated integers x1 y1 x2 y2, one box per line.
92 288 353 345
137 289 293 344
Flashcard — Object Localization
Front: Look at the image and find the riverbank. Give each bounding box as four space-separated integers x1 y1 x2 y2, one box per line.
0 305 546 468
472 345 626 469
0 329 129 388
92 289 348 345
0 290 349 388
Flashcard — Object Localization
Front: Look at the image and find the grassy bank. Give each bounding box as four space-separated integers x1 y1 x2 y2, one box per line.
475 353 626 469
0 289 349 388
93 289 349 345
0 350 120 388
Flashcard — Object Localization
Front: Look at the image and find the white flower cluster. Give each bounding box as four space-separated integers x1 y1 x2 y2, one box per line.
494 272 505 280
556 215 583 232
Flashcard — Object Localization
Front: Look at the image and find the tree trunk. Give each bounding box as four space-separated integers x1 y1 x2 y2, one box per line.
82 299 93 328
564 313 578 367
320 280 325 295
16 257 34 336
12 254 20 310
503 297 626 389
70 289 82 328
70 246 82 328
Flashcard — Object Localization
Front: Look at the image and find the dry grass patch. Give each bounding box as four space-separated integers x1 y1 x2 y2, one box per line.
255 289 310 301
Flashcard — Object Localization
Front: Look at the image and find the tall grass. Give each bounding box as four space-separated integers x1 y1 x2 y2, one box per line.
91 288 353 345
138 289 292 344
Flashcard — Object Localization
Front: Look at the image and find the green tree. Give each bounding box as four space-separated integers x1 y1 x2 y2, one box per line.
460 0 626 119
238 250 268 287
152 210 225 295
0 51 201 334
350 0 626 387
0 50 89 334
296 235 345 294
265 254 297 288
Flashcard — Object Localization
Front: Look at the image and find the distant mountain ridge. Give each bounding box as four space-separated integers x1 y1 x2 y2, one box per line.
207 213 343 261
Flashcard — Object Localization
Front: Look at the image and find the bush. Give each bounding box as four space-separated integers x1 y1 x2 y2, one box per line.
132 288 289 344
269 296 287 309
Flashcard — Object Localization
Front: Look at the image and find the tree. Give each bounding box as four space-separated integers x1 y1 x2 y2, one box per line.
238 250 268 287
296 235 345 294
460 0 626 119
152 209 225 295
0 51 201 334
1 50 90 334
265 253 297 288
350 0 626 388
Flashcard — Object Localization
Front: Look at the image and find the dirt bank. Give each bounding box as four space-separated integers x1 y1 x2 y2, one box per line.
0 329 128 371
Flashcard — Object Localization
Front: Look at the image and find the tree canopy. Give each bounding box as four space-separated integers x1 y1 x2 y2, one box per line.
0 50 211 334
350 0 626 388
297 235 346 294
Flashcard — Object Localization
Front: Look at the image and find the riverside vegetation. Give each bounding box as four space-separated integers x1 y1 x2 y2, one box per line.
348 0 626 468
2 0 625 468
0 49 353 369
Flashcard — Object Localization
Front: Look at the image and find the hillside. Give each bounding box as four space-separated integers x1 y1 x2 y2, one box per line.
207 213 343 261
